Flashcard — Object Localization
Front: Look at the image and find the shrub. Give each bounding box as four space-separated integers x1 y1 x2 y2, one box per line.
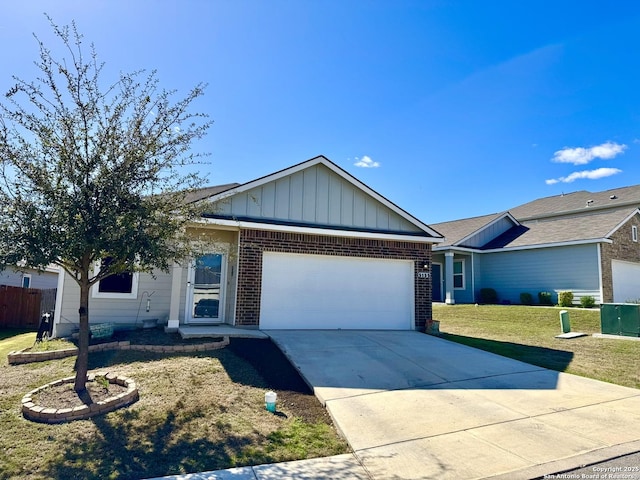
478 288 498 304
558 291 574 308
580 295 596 308
520 292 533 305
538 291 553 305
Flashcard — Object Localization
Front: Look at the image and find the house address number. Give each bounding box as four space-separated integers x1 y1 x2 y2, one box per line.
417 272 430 279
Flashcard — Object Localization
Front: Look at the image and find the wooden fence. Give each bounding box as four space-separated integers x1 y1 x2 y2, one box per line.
0 285 57 329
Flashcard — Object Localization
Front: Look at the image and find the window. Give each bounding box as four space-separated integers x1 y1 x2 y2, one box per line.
453 260 465 289
21 274 31 289
633 225 638 243
92 257 139 299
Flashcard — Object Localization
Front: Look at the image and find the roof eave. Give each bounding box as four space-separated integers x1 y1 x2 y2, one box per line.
194 217 444 244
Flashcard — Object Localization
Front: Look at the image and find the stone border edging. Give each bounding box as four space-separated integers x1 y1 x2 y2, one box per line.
22 372 139 423
8 336 230 365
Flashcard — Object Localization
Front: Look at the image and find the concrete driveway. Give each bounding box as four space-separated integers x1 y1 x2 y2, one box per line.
266 330 640 480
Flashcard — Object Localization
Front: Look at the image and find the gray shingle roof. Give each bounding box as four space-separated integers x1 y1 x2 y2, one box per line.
432 213 507 247
510 184 640 220
183 183 241 204
483 207 635 249
433 184 640 250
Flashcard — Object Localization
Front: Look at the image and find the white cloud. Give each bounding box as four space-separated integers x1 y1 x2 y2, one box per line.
354 155 380 168
552 141 627 165
545 167 622 185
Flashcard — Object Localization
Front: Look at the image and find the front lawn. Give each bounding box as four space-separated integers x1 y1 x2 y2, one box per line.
0 331 348 480
433 304 640 389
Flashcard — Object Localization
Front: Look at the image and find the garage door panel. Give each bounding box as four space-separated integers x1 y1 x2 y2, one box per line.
612 260 640 303
260 253 413 329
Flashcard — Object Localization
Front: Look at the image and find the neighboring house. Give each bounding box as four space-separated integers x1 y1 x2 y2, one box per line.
431 185 640 305
0 265 59 290
52 156 443 337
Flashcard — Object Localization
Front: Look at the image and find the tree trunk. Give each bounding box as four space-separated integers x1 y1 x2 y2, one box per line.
74 277 90 393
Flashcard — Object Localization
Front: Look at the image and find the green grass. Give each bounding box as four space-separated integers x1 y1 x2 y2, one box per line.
29 338 76 352
433 304 640 389
0 330 36 362
0 333 348 480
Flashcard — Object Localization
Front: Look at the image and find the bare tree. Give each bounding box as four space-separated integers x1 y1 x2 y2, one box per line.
0 17 211 393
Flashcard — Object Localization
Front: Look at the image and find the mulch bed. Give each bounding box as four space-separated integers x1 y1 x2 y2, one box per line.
87 327 223 346
31 379 128 410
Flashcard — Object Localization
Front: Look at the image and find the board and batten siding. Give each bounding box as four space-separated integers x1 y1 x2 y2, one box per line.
214 164 422 233
462 216 515 248
477 243 600 304
55 269 172 337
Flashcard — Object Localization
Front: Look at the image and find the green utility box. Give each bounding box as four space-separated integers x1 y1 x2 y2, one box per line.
600 304 640 337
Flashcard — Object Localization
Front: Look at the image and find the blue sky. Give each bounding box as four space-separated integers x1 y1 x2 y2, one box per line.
2 1 640 224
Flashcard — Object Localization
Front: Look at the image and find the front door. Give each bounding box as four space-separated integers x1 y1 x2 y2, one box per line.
187 253 225 324
432 263 442 302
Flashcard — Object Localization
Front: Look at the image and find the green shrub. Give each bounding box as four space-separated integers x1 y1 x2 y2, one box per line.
520 292 533 305
580 295 596 308
558 291 574 308
538 291 553 305
478 288 498 304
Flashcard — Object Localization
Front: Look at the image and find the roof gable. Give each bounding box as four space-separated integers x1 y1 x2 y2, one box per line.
200 156 442 238
432 212 517 248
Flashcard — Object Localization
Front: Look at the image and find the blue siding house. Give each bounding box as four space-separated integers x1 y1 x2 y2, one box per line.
432 185 640 305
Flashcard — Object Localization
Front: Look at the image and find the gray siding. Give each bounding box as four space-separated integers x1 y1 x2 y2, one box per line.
0 267 58 289
477 244 600 304
431 253 475 303
455 253 475 303
464 216 515 248
56 270 172 337
212 164 422 233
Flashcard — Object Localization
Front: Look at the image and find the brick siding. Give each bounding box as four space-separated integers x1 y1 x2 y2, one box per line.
236 229 433 330
600 213 640 302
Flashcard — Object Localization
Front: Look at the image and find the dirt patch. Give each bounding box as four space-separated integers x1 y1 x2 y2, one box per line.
31 378 129 410
228 337 331 425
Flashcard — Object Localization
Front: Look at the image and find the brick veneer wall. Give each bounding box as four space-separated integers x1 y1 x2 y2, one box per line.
236 229 433 330
600 213 640 303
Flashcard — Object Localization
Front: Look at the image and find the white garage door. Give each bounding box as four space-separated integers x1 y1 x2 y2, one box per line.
612 260 640 303
260 252 414 329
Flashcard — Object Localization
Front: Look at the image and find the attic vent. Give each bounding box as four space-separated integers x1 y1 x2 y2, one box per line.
586 199 594 207
610 195 618 200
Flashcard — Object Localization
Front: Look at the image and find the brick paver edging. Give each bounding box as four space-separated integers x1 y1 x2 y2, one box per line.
21 372 139 423
8 337 230 365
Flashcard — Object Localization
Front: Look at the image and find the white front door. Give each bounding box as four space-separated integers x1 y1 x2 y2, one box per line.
186 253 226 324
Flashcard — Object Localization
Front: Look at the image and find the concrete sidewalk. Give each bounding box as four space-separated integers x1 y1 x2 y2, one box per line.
267 330 640 480
147 453 370 479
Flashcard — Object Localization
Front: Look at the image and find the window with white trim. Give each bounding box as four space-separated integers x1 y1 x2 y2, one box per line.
633 225 638 243
92 257 139 299
453 259 465 289
22 274 31 288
